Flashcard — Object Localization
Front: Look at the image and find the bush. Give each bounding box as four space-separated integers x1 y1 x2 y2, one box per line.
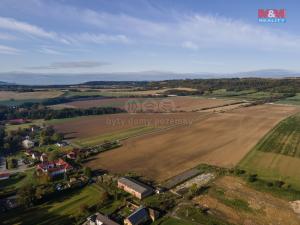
247 174 257 183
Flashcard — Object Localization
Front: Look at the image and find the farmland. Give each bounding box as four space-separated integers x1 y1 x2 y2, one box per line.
53 112 202 146
0 90 63 100
85 104 299 181
239 113 300 188
52 96 240 112
195 176 300 225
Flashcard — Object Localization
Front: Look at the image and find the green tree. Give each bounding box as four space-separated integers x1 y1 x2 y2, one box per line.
48 150 60 161
17 185 36 208
84 167 92 178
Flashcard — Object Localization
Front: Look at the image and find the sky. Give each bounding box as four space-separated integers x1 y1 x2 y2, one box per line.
0 0 300 83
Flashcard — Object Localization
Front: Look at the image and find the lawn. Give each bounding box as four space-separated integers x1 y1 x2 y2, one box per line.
5 119 45 132
0 169 35 193
239 113 300 189
152 217 192 225
0 184 105 225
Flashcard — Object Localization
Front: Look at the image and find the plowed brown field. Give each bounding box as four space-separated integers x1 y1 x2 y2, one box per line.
85 104 299 181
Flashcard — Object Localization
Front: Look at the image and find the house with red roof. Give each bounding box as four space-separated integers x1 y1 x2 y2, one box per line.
36 158 72 177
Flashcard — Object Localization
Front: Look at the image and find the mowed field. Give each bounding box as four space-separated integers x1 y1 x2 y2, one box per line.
85 104 299 182
239 112 300 188
52 96 239 112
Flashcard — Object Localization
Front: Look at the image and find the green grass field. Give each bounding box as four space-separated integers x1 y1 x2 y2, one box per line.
74 126 156 147
239 113 300 189
153 217 192 225
277 93 300 105
0 184 104 225
0 169 35 193
207 89 287 101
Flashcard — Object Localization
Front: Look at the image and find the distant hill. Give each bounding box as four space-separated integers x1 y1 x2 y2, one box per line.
0 69 299 85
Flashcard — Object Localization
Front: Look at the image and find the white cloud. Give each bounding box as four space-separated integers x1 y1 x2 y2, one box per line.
26 61 110 70
65 33 131 44
0 44 21 55
182 41 199 50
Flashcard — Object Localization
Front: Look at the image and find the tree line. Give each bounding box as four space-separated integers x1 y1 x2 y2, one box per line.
0 105 125 121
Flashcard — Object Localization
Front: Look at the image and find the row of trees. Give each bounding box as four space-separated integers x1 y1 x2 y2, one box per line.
150 78 300 93
0 105 125 121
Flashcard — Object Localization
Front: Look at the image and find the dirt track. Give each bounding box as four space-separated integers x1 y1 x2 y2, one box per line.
85 104 299 181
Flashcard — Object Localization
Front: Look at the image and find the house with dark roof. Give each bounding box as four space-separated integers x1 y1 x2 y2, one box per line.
124 207 160 225
118 177 153 199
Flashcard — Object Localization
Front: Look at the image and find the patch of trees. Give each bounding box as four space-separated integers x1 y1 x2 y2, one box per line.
0 105 125 121
162 89 204 96
149 78 300 93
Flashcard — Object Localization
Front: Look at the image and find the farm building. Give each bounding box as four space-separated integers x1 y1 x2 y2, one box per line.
118 177 153 199
84 212 119 225
36 158 72 177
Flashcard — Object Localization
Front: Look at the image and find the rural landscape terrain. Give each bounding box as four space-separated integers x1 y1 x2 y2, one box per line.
1 78 300 225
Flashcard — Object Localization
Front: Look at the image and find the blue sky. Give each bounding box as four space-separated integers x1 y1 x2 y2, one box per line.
0 0 299 76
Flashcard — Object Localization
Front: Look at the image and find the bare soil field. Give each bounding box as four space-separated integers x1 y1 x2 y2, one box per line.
52 96 238 112
195 176 300 225
85 104 299 181
0 90 63 100
53 112 202 140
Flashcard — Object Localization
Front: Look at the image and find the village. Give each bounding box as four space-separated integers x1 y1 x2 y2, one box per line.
0 119 220 225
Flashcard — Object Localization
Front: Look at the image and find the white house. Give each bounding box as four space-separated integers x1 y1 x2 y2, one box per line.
22 139 34 149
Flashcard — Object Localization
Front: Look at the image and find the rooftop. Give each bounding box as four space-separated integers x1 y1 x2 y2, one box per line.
118 177 153 194
126 207 149 225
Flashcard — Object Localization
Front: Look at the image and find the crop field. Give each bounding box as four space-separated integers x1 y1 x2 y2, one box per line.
0 184 104 225
85 104 299 181
239 113 300 188
52 96 239 112
195 176 300 225
0 90 63 101
53 113 202 146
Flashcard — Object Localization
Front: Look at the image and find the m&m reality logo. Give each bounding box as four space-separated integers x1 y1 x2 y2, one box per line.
258 9 286 23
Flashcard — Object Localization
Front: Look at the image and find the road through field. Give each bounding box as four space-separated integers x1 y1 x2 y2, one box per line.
85 104 299 182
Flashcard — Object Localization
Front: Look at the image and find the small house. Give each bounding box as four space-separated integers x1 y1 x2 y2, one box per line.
22 139 35 149
85 212 119 225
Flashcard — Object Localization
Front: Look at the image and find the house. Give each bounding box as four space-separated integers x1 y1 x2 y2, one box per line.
40 153 48 162
118 177 153 199
84 212 119 225
36 158 72 177
22 139 35 149
31 151 41 160
0 173 10 180
56 141 68 147
124 207 159 225
66 150 78 160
